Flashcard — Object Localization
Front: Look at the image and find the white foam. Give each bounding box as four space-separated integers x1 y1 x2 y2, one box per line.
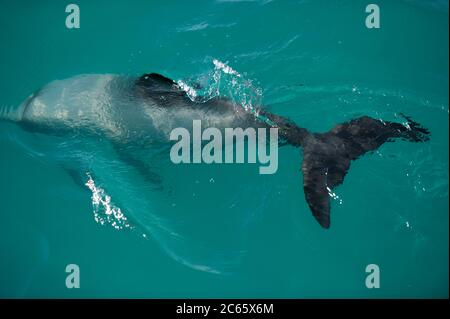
85 173 132 230
213 59 241 77
177 80 198 100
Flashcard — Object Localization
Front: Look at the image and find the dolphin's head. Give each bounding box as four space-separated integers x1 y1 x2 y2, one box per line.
17 74 125 137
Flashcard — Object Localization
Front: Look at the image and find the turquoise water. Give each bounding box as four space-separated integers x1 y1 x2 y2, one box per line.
0 0 448 298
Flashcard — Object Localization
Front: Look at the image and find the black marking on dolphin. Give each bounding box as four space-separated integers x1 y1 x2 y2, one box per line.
1 73 431 229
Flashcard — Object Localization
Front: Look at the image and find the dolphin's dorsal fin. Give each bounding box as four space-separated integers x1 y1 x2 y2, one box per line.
136 73 179 92
144 73 175 84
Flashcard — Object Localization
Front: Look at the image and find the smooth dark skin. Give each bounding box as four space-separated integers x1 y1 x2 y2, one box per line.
137 73 431 229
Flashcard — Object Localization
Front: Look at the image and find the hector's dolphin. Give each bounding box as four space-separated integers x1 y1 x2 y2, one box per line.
1 73 430 229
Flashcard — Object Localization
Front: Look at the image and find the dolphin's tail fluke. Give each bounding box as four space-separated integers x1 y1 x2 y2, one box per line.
301 115 430 229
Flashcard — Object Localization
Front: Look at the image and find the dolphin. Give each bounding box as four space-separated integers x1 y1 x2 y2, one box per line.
0 72 430 230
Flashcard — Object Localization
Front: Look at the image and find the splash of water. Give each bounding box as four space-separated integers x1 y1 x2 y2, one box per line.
85 173 132 230
176 58 276 128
